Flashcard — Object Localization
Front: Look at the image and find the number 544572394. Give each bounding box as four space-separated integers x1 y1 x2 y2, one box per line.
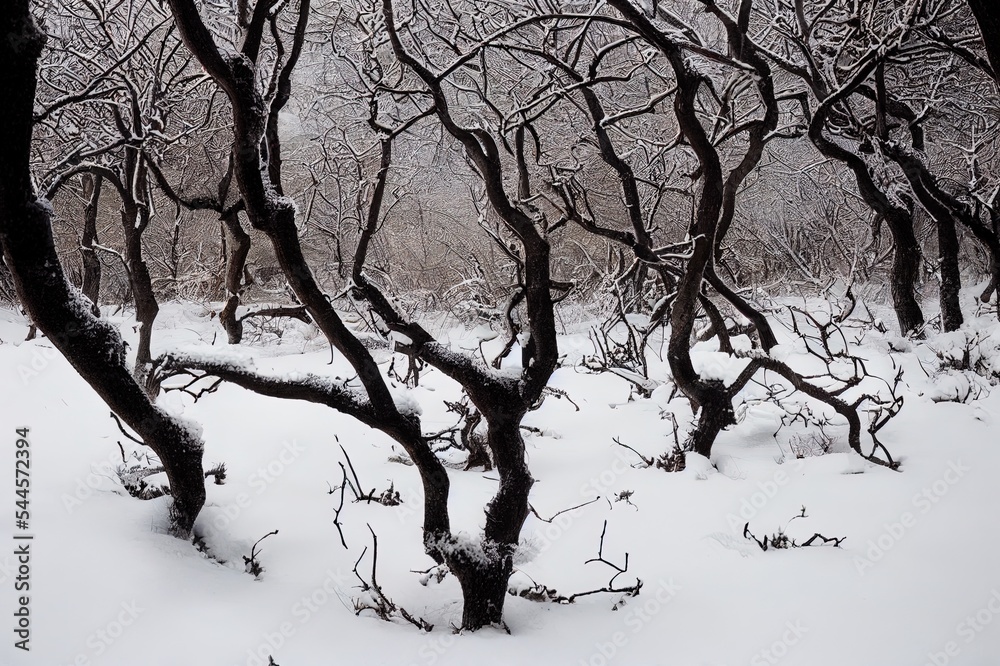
15 427 30 528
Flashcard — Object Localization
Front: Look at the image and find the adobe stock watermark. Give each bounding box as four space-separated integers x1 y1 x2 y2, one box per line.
405 626 460 666
725 459 805 535
0 554 17 586
16 313 99 385
580 448 638 499
56 600 143 666
750 621 809 665
16 342 62 385
61 447 130 513
577 578 681 666
854 459 969 575
237 567 353 666
61 401 199 513
393 480 424 525
521 447 636 557
924 588 1000 666
200 439 305 541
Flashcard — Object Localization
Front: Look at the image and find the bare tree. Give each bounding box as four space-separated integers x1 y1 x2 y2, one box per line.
754 0 1000 328
36 0 219 375
151 0 572 629
753 0 935 336
0 0 206 537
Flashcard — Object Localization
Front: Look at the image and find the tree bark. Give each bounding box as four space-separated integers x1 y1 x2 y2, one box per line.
688 382 736 457
0 5 205 537
164 0 460 568
937 214 963 332
604 0 768 463
893 143 1000 320
766 13 927 337
116 141 160 374
968 0 1000 81
808 113 925 335
219 210 251 344
449 416 530 629
380 0 563 628
80 173 102 316
123 202 159 367
451 553 511 629
885 209 926 336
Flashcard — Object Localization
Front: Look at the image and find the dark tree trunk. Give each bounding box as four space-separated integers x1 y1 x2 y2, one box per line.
407 439 453 551
699 295 734 355
460 407 492 471
882 140 998 323
968 0 1000 81
879 142 976 333
116 147 160 375
982 272 998 305
452 555 511 629
937 215 963 332
783 28 927 338
688 382 736 458
604 0 756 463
80 173 102 316
705 269 777 350
576 54 779 351
886 211 926 336
380 0 561 628
166 0 561 631
481 419 533 547
167 0 458 563
980 212 1000 312
808 119 926 336
980 201 1000 308
123 203 160 369
448 417 531 629
163 208 183 300
0 6 205 537
219 210 251 344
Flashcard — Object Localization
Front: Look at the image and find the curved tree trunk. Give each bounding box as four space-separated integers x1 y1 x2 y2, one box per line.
705 269 777 350
0 7 205 537
125 233 159 365
165 0 562 631
882 139 997 322
979 213 1000 312
118 151 160 380
166 0 461 570
219 210 251 344
379 0 561 629
604 0 769 464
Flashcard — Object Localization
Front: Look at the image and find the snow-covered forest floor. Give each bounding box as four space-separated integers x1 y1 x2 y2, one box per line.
2 293 1000 666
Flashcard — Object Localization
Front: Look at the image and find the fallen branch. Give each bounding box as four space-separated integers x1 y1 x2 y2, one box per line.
352 525 433 632
528 496 600 523
513 520 642 605
238 304 312 324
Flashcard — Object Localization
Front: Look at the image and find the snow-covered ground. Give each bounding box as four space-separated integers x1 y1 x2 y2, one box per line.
2 297 999 666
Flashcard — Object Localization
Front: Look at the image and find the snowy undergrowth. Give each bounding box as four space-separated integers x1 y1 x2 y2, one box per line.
2 297 1000 666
